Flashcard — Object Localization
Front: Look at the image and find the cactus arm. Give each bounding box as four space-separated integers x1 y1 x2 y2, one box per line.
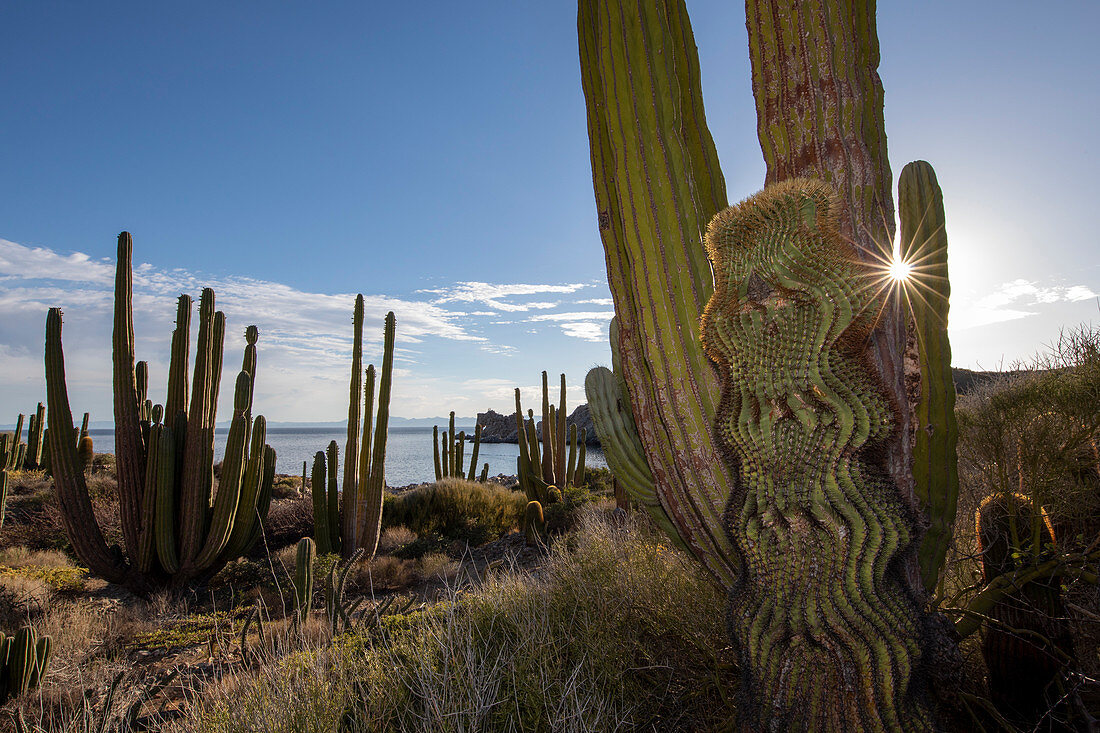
556 374 568 483
574 431 586 489
218 417 269 563
899 161 959 593
579 0 736 585
192 374 253 570
134 425 161 574
165 295 192 421
342 295 365 550
112 233 147 562
45 308 128 584
357 363 376 539
433 425 442 481
153 422 180 574
325 440 340 555
565 424 578 488
456 432 466 480
28 635 50 689
179 289 218 566
466 424 482 482
479 463 489 483
0 469 8 531
540 372 553 484
293 537 315 624
356 311 395 557
311 451 332 556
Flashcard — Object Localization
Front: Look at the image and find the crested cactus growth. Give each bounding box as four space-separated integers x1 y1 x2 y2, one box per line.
514 373 587 504
312 299 395 559
0 626 52 703
45 232 276 593
899 161 960 594
293 537 316 625
700 181 933 730
975 493 1078 729
433 414 486 482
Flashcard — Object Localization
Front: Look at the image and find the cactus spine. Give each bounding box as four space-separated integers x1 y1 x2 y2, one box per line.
0 627 52 703
293 537 316 625
312 299 395 558
514 373 587 503
433 414 485 482
45 232 275 593
898 161 960 593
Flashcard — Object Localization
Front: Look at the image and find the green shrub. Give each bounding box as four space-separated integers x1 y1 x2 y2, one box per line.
383 478 527 546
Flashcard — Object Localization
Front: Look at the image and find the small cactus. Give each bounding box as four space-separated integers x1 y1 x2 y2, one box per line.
0 469 8 531
77 434 95 473
0 626 52 703
514 373 587 504
293 537 316 625
524 500 544 547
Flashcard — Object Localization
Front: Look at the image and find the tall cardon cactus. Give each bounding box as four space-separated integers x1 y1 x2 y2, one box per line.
45 232 276 594
312 297 395 559
579 0 956 728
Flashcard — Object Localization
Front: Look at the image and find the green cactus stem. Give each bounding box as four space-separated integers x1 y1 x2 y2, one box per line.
0 469 8 531
700 180 933 730
898 161 960 594
45 232 275 594
293 537 316 625
433 414 483 482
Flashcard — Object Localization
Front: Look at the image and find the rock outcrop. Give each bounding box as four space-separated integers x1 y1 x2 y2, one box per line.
476 405 600 446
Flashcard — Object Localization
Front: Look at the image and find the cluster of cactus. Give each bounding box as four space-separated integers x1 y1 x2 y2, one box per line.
45 233 276 594
433 413 488 483
0 626 52 704
514 372 587 505
311 297 395 559
1 405 66 473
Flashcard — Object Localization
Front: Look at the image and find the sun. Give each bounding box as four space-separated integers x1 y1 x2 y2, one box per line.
888 257 913 283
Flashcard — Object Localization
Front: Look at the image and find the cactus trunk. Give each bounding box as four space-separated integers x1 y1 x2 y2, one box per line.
578 0 737 584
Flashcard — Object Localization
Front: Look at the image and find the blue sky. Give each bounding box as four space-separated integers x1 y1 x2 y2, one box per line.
2 1 1097 422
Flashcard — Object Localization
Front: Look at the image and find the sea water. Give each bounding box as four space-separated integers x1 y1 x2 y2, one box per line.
86 426 607 487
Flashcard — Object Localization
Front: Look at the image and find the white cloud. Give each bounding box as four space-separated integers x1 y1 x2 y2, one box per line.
527 310 614 342
952 279 1098 330
0 238 114 284
420 281 589 312
577 298 614 306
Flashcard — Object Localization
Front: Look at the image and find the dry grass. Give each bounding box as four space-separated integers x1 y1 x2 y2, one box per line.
377 525 417 554
183 508 735 733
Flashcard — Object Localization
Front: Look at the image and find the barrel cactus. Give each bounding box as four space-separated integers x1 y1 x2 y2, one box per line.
45 232 276 594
